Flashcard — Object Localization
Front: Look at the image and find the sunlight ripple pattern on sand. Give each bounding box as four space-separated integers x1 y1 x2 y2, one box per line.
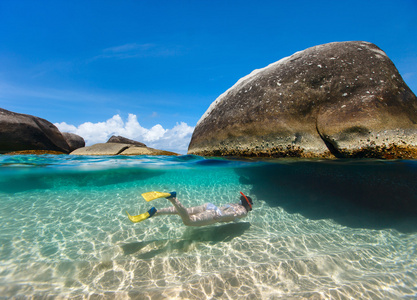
0 155 417 299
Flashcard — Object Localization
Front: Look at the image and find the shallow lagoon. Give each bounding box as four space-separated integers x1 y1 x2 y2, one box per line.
1 155 416 299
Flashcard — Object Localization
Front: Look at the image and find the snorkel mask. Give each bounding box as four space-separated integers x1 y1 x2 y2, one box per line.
239 191 253 212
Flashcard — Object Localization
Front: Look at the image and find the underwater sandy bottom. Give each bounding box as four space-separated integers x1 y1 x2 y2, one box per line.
1 166 417 299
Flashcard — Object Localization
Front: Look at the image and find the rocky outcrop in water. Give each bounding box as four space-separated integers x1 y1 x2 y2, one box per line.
0 108 71 154
0 108 176 156
70 143 178 156
188 41 417 158
107 135 146 147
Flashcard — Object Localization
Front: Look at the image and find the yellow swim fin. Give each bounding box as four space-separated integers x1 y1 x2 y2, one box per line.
141 191 173 202
127 207 157 223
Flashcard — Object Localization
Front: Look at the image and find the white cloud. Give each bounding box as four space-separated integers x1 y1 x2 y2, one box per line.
55 114 194 154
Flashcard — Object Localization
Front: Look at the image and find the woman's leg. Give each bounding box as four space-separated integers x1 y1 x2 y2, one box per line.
165 196 194 225
155 206 177 215
156 203 207 216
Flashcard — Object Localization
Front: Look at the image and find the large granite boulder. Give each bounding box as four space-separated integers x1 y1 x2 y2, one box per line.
62 132 85 152
188 41 417 158
0 108 71 154
107 135 146 147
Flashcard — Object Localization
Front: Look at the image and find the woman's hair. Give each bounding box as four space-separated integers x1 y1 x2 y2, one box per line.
240 195 253 211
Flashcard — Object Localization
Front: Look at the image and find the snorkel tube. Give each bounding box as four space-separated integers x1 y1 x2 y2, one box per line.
240 191 252 211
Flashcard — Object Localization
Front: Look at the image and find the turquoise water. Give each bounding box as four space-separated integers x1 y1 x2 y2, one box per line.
1 155 417 299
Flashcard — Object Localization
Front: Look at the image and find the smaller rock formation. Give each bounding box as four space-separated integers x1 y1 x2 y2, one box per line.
62 132 85 152
107 135 146 147
120 146 178 156
70 143 178 156
0 108 71 154
70 143 131 155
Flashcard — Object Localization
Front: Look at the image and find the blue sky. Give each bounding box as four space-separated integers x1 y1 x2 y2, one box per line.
1 0 416 153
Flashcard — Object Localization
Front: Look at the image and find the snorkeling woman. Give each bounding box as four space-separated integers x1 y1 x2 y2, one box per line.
127 191 253 227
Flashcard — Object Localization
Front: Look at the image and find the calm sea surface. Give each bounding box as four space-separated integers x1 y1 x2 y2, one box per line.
1 154 417 299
